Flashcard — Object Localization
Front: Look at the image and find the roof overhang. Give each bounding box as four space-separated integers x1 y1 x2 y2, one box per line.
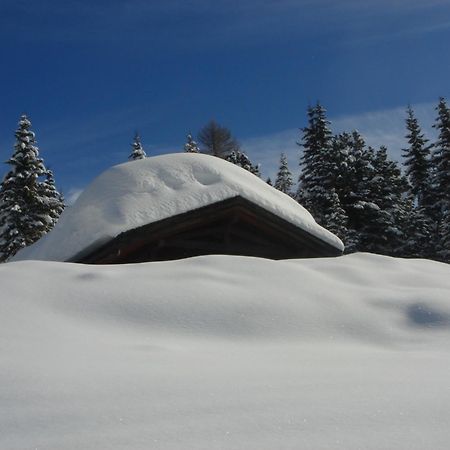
70 196 343 264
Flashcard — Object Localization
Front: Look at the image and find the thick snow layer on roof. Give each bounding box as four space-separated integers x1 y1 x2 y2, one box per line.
2 253 450 449
15 153 343 261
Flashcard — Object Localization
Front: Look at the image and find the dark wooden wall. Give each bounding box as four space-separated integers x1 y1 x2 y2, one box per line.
73 197 342 264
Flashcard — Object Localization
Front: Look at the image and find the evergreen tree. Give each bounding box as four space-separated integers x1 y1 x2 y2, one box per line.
41 169 65 228
365 146 409 255
339 142 411 256
297 102 334 222
402 106 432 208
321 189 348 241
439 210 450 261
328 132 353 201
128 133 146 160
274 153 293 195
340 134 377 253
334 133 431 257
0 115 64 262
346 131 373 205
198 120 239 157
401 201 434 258
184 133 200 153
266 177 273 186
296 104 350 240
432 97 450 260
225 150 260 176
399 106 436 258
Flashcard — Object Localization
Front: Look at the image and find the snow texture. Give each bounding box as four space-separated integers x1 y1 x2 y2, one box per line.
14 153 343 262
1 253 450 449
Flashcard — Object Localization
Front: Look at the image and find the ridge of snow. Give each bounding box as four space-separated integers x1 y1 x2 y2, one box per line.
14 153 343 262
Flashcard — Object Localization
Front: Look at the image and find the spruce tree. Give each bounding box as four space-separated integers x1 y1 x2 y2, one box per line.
399 106 436 258
0 115 64 262
439 210 450 261
225 150 260 176
365 146 408 255
184 133 200 153
321 189 348 241
274 153 294 195
402 106 432 208
328 133 353 201
432 97 450 260
41 169 65 228
341 133 377 253
128 133 146 160
401 200 434 258
296 104 350 240
297 102 334 222
340 142 410 256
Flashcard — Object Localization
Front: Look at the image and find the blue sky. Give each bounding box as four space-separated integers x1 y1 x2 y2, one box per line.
1 0 449 201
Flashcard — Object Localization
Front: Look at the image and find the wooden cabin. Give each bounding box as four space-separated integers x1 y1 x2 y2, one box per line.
14 154 344 263
71 196 342 264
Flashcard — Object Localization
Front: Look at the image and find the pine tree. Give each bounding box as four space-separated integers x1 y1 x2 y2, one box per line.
322 189 348 240
340 134 377 253
128 133 146 160
402 106 432 208
0 115 64 261
328 132 352 201
297 102 334 222
398 106 436 258
184 133 200 153
296 104 350 240
274 153 293 195
266 177 273 186
439 210 450 261
432 98 450 213
341 142 410 256
41 169 65 228
225 150 260 176
401 200 434 258
365 146 409 255
432 97 450 260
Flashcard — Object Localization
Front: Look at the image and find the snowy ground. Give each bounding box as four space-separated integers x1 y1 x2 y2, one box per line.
1 253 450 449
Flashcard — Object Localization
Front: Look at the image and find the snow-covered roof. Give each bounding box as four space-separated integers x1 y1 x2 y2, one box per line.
14 153 344 262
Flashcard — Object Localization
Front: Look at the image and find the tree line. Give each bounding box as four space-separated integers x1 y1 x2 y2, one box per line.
172 101 450 263
1 98 449 263
294 98 450 262
130 120 261 176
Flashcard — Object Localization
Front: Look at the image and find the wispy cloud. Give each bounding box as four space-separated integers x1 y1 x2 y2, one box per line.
341 19 450 47
241 129 300 182
2 0 449 47
241 101 438 182
333 102 437 159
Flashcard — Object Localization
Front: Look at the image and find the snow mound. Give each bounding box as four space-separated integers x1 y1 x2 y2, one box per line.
14 153 343 262
4 253 450 343
1 253 450 449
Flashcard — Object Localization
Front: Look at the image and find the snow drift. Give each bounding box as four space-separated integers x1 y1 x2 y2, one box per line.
1 253 450 449
14 153 343 262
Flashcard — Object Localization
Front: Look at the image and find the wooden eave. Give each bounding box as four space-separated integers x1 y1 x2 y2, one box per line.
70 196 342 264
